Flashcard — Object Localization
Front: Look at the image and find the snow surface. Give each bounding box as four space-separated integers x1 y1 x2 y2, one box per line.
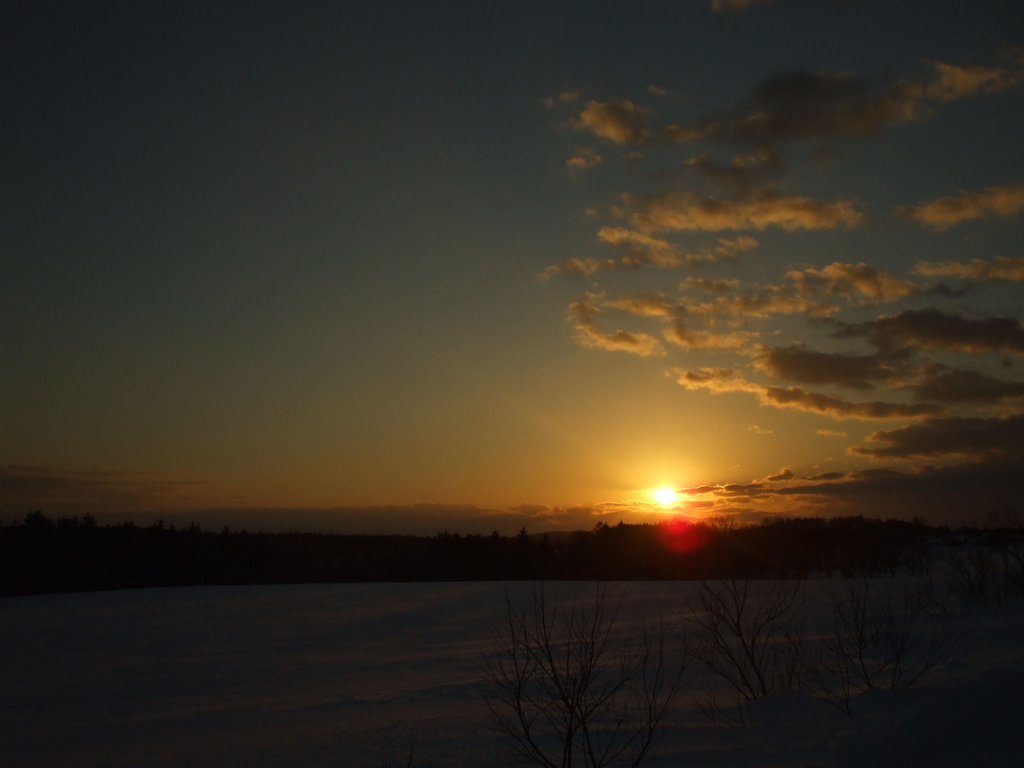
2 581 1023 767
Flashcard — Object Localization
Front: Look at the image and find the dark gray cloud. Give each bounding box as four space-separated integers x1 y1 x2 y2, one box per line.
806 471 844 481
768 458 1024 524
851 414 1024 460
838 309 1024 355
685 149 784 192
755 344 899 390
759 385 942 419
904 365 1024 404
662 71 923 150
0 464 208 517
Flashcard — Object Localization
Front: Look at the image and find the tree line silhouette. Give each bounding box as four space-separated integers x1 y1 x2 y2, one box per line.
1 510 1019 597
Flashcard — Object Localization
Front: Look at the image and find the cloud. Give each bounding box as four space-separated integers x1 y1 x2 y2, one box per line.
541 233 758 278
909 182 1024 230
660 52 1022 157
903 364 1024 405
565 147 603 172
627 189 863 232
851 414 1024 460
567 297 666 357
713 235 760 258
541 48 1024 526
924 55 1024 102
576 100 652 145
915 255 1024 282
787 262 922 303
675 367 743 389
765 468 793 481
675 262 922 324
755 344 898 390
683 284 832 320
597 227 683 268
679 277 742 294
665 323 754 351
758 385 942 420
767 458 1024 524
807 471 843 481
0 464 209 515
675 369 942 420
540 257 618 279
841 308 1024 355
541 91 580 108
685 149 784 192
663 70 924 149
602 294 678 318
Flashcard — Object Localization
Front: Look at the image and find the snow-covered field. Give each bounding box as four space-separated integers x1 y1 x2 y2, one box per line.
2 580 1023 767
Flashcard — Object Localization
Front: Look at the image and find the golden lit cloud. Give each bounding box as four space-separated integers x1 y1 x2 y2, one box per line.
565 147 603 172
540 233 759 278
678 277 742 294
664 323 754 351
602 294 677 318
627 189 863 232
787 262 922 303
685 287 832 320
909 182 1024 230
597 227 683 268
576 100 652 145
675 369 942 420
567 297 666 357
924 55 1024 102
915 255 1024 282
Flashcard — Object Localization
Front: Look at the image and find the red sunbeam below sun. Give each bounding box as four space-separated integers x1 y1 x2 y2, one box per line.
659 520 709 554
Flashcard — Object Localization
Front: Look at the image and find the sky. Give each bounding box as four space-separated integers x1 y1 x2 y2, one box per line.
3 0 1023 533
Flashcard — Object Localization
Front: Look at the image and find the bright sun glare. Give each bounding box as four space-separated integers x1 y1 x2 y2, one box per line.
652 487 678 507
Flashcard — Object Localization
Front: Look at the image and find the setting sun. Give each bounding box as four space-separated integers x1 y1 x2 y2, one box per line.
652 487 679 507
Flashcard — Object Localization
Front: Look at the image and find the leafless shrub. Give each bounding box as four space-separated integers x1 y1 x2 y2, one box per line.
901 538 939 578
683 578 804 725
809 578 955 715
996 540 1024 600
945 542 1000 610
482 583 684 768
